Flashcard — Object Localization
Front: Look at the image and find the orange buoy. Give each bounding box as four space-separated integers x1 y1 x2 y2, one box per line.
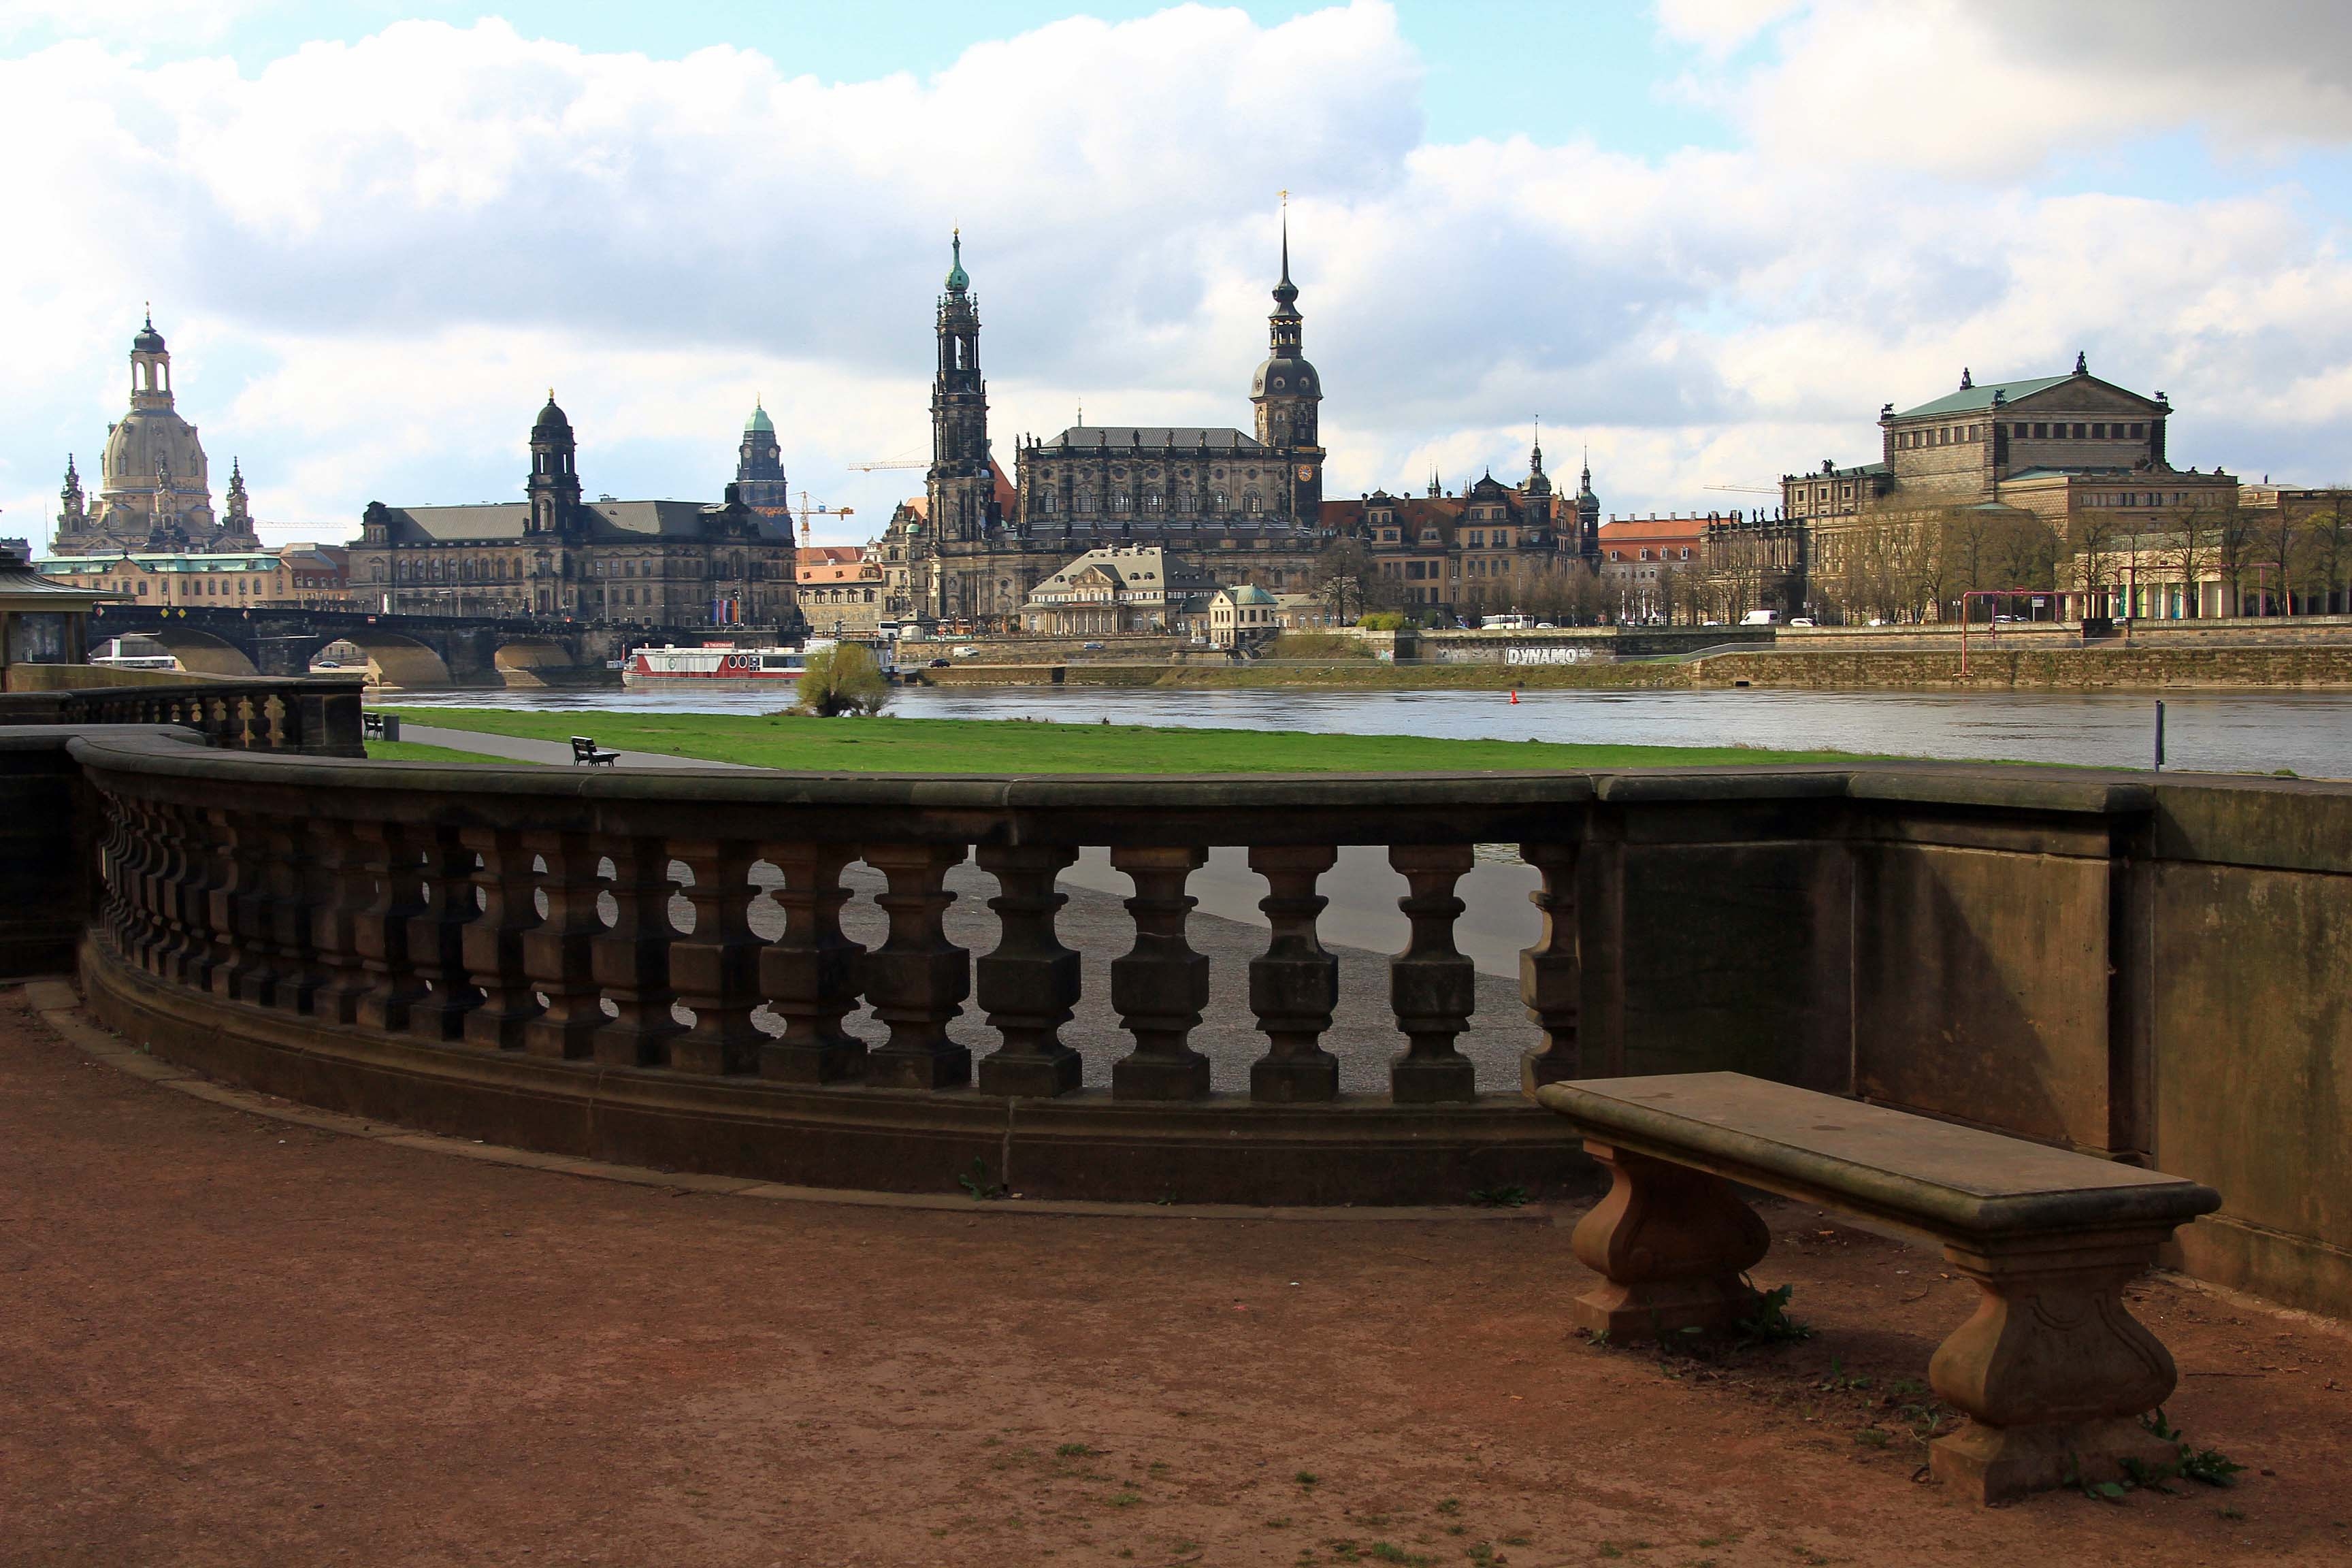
1509 689 1520 704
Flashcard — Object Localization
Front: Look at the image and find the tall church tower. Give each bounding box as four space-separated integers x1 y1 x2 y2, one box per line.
734 400 790 510
220 457 261 547
527 391 582 536
1250 209 1324 520
928 231 996 547
1574 453 1601 561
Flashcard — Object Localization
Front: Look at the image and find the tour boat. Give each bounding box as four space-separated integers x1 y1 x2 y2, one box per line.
623 644 815 685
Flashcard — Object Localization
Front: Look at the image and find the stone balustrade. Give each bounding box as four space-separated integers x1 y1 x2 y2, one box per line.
0 676 365 755
22 725 2352 1324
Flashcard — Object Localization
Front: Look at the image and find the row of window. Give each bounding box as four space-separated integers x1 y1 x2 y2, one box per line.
1605 547 1695 562
1036 491 1267 515
87 572 282 598
1901 419 2149 450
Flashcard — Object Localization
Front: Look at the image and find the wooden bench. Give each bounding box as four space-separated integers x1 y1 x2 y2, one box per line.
1534 1072 2221 1503
569 736 619 767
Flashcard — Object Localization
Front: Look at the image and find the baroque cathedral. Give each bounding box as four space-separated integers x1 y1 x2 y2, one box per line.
53 313 263 555
881 226 1596 628
885 227 1334 625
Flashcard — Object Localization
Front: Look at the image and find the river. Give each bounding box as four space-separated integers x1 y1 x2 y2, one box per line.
381 684 2352 778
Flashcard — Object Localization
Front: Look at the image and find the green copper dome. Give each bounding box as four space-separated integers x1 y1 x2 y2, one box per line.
745 400 774 435
945 229 969 292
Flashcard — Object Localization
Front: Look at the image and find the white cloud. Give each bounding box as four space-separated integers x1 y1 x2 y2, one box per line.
5 0 2352 555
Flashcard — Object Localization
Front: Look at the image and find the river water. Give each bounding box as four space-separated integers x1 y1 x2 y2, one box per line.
384 683 2352 778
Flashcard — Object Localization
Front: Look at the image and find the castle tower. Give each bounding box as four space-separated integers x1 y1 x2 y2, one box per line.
928 231 996 546
527 391 582 536
734 399 790 510
220 457 261 547
57 456 85 538
1574 452 1601 560
1249 207 1324 519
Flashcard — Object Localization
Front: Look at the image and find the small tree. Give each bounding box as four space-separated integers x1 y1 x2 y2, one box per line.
793 642 892 717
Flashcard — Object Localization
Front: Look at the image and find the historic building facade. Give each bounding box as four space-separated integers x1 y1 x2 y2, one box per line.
1017 546 1220 637
349 395 800 627
1782 357 2238 618
54 313 263 555
884 230 1337 629
877 229 1605 630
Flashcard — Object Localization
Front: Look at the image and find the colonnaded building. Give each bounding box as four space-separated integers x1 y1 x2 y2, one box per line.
881 229 1596 630
52 313 264 556
351 395 801 629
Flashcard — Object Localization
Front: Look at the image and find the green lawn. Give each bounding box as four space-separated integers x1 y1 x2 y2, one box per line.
364 738 543 765
379 708 1865 773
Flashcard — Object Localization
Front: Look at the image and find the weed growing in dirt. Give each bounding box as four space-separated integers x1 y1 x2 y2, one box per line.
1735 1283 1812 1345
1108 1490 1141 1507
1367 1545 1429 1565
1434 1498 1461 1516
957 1157 1007 1200
1056 1443 1096 1458
1469 1185 1529 1208
1295 1470 1320 1486
2069 1410 2247 1502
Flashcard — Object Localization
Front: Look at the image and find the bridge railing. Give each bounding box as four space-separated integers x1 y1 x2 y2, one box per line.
0 677 365 756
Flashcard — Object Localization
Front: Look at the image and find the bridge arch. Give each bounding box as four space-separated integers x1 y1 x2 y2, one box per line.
138 626 260 678
306 631 452 689
491 638 583 687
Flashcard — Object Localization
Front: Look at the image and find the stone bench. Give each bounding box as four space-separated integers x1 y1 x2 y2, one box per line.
1533 1072 2221 1503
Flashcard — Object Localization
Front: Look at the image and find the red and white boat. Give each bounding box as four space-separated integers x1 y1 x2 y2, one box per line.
623 643 816 686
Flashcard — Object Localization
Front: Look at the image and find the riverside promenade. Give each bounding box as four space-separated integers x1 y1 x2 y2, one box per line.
5 982 2347 1566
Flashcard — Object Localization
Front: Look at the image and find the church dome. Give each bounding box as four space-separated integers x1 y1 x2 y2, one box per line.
132 311 165 355
532 393 572 438
745 402 774 436
1252 355 1320 400
945 231 969 292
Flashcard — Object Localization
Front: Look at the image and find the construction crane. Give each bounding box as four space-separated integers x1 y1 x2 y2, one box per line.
792 490 854 548
1705 483 1782 495
847 457 926 472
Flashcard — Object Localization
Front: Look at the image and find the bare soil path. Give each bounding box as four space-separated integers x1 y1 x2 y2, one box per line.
2 986 2345 1567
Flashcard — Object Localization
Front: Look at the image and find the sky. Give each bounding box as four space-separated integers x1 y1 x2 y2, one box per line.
6 0 2352 553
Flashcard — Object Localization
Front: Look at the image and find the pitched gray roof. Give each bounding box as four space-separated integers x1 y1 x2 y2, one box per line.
1040 427 1269 453
376 500 790 545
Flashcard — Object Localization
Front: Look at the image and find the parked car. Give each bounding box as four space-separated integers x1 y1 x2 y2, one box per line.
926 657 951 668
952 645 981 658
1788 617 1816 627
1993 615 2016 624
1080 641 1105 650
1533 621 1557 629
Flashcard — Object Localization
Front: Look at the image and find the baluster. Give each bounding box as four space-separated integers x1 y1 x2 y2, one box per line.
1110 845 1211 1101
668 840 765 1074
861 843 971 1090
521 832 604 1059
263 815 325 1013
1518 840 1582 1090
118 801 162 967
211 810 277 1004
1388 844 1480 1103
406 824 483 1040
1247 845 1340 1102
975 843 1081 1096
94 794 132 953
149 804 197 981
756 843 866 1083
354 821 427 1031
591 836 682 1067
461 827 542 1048
309 819 374 1025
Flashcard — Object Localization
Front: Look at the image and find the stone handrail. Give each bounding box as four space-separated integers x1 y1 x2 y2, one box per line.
0 676 365 756
39 725 2352 1321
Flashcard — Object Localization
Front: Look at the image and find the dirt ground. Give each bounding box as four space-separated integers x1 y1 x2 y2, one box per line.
3 986 2347 1567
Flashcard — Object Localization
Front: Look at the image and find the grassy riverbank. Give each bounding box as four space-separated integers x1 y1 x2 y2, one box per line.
382 708 1863 772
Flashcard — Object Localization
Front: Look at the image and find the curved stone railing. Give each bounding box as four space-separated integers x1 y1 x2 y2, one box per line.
0 676 365 755
45 725 2352 1321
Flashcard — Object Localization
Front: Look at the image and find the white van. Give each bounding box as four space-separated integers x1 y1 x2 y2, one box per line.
1740 609 1781 625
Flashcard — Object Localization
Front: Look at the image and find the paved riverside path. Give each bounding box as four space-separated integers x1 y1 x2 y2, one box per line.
398 721 753 771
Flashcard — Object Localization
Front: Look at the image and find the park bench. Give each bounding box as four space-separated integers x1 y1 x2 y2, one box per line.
359 712 399 741
570 735 619 767
1534 1072 2221 1503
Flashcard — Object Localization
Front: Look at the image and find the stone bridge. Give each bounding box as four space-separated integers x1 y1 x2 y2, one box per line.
86 604 650 685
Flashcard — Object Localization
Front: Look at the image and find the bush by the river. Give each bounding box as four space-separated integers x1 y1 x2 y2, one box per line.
792 643 893 717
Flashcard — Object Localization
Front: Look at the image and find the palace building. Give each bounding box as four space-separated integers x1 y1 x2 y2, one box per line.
54 312 263 555
350 395 800 628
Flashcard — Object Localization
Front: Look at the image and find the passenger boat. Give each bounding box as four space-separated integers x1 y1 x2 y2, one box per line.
622 644 815 685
